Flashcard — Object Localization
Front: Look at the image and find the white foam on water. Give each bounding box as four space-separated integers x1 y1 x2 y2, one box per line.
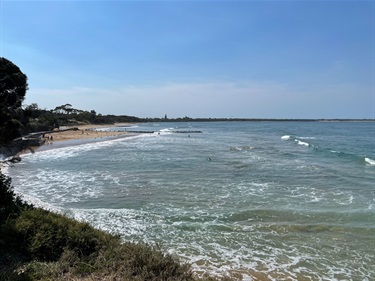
310 196 322 203
70 208 149 238
157 128 175 135
296 140 309 146
16 192 65 214
368 201 374 210
281 135 311 147
13 168 115 205
21 135 141 163
333 193 356 206
229 146 254 151
161 127 175 131
153 217 348 280
365 157 375 165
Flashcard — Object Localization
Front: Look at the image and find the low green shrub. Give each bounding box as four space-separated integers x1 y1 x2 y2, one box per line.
0 172 28 223
90 241 195 280
4 208 197 280
14 208 117 262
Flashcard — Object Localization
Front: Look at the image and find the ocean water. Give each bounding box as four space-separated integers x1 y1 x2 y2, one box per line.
7 121 375 280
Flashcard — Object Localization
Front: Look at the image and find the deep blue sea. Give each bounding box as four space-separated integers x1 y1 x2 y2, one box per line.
8 121 375 280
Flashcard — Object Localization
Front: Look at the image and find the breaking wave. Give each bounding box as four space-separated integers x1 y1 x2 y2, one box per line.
365 157 375 166
281 135 311 147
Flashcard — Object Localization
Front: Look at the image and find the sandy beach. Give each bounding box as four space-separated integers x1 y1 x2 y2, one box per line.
1 122 145 169
42 123 134 143
0 123 136 173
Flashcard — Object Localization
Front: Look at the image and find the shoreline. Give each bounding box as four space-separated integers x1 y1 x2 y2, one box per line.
44 123 134 143
24 123 141 154
0 123 139 170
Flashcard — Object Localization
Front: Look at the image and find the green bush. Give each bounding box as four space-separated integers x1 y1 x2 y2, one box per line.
14 208 117 262
11 208 197 280
91 241 194 280
0 172 26 223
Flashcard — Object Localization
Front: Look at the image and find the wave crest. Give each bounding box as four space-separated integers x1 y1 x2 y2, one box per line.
365 157 375 165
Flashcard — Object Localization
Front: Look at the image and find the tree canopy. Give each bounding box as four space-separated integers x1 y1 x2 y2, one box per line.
0 58 28 144
0 57 28 110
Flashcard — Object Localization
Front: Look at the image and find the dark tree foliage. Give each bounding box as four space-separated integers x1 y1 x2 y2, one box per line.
0 58 28 144
0 57 28 110
0 172 26 223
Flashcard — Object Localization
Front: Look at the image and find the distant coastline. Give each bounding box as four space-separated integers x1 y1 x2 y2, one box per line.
139 117 375 122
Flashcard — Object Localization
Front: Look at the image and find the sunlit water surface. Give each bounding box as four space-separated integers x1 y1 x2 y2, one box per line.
8 121 375 280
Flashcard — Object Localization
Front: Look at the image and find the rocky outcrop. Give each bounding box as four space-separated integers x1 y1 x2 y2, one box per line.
0 135 43 160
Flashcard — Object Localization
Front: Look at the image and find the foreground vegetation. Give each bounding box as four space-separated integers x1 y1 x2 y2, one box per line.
0 172 238 281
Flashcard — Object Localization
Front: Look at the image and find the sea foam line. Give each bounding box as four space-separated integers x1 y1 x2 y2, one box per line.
21 134 142 163
16 192 65 214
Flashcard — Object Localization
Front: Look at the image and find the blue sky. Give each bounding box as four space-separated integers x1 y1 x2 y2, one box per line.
1 0 374 119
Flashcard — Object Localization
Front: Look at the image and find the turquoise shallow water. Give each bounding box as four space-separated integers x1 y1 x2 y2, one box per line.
8 121 375 280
